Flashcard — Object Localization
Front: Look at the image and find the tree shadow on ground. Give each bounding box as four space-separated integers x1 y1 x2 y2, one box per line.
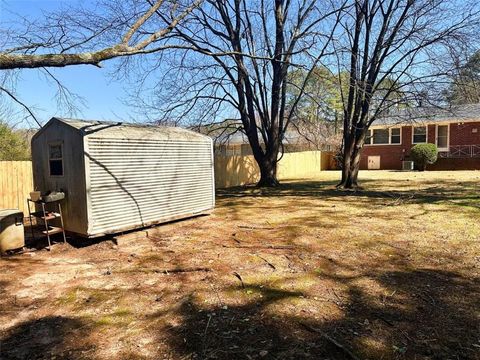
0 316 95 360
2 267 478 359
163 286 351 359
162 268 480 359
217 178 479 210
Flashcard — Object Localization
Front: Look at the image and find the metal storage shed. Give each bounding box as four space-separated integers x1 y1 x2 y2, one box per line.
31 117 215 237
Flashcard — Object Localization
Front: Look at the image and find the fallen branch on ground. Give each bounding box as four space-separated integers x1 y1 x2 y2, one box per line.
373 312 395 327
154 267 211 274
256 255 276 270
237 225 275 230
300 322 362 360
222 244 294 250
233 272 245 288
231 234 242 244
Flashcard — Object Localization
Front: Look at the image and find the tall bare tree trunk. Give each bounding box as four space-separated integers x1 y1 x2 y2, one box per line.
338 137 363 189
256 152 280 187
249 137 280 187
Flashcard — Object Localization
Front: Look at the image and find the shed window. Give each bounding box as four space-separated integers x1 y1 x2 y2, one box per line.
390 128 401 144
372 129 389 144
413 126 427 143
49 144 63 176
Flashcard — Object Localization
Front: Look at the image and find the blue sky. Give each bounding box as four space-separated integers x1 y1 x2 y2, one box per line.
1 0 132 127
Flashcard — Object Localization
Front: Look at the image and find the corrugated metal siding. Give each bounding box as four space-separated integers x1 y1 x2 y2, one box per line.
86 137 214 235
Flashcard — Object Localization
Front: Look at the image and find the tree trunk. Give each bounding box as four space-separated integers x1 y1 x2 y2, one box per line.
257 156 280 187
339 159 360 189
247 127 281 187
337 139 362 189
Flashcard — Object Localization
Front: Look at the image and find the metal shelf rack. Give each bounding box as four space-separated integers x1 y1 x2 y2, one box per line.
27 199 66 250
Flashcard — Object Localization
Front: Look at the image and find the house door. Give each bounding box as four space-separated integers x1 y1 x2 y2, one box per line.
368 156 381 170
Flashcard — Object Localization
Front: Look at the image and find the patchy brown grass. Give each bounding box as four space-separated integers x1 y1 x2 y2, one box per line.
1 170 479 359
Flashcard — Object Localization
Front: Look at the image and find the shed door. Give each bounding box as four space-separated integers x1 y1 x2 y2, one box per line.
368 156 381 170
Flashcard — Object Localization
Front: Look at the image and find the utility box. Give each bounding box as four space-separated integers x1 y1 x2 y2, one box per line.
0 209 25 254
402 160 414 171
31 118 215 237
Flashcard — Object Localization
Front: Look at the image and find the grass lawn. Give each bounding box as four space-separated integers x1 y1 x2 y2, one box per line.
1 170 479 359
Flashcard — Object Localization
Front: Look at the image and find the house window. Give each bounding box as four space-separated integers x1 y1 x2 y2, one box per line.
49 143 63 176
372 129 389 144
413 126 427 143
437 125 448 149
365 127 401 145
365 129 372 145
390 128 401 144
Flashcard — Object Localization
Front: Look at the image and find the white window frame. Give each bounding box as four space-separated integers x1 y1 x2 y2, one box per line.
435 124 449 151
365 127 402 146
390 128 402 145
412 126 428 144
48 142 64 177
365 129 373 145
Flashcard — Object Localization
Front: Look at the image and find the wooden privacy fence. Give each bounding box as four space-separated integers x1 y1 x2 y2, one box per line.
0 161 33 215
215 150 333 188
0 151 333 211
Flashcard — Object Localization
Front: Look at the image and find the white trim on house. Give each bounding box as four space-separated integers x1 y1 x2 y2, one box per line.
390 127 402 145
373 118 480 128
364 127 402 146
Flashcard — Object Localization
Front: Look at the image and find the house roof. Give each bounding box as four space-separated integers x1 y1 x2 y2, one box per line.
38 117 210 142
214 128 322 145
375 104 480 126
201 119 337 146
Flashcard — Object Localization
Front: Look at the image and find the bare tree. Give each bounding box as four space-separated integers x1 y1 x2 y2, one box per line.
335 0 480 189
0 0 200 69
0 0 200 126
126 0 343 186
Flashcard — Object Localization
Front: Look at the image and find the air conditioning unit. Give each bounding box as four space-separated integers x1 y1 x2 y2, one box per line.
402 161 414 171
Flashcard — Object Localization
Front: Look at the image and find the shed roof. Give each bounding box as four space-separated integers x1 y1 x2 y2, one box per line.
376 103 480 126
39 117 210 142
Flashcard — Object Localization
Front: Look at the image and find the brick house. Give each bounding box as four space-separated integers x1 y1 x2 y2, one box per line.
360 104 480 170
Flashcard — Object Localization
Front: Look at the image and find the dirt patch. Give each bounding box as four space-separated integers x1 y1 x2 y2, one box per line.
1 171 479 359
